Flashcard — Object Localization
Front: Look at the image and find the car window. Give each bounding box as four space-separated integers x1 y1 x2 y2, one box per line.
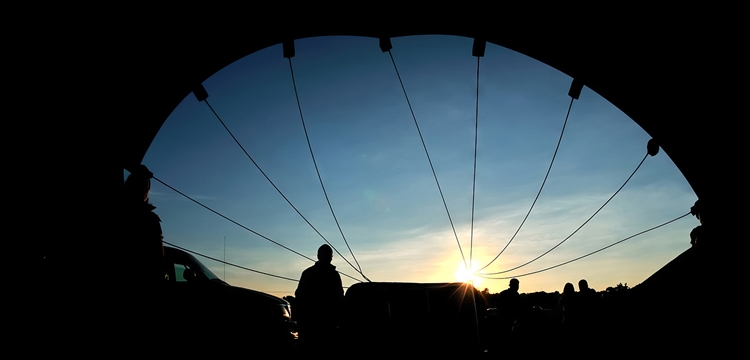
173 263 189 282
164 248 221 283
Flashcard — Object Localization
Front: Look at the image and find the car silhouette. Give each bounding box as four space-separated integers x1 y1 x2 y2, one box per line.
341 282 488 355
162 246 297 351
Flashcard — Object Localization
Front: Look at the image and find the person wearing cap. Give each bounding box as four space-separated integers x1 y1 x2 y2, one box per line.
121 164 165 285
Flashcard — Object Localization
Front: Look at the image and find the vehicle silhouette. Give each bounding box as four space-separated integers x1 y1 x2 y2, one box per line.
162 246 297 352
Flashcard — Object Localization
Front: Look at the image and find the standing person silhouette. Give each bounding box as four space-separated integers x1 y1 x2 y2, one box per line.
119 164 166 349
295 244 344 352
497 278 521 335
558 282 580 337
121 164 165 286
577 279 599 338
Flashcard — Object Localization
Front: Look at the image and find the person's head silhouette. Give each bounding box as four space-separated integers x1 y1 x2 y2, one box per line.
509 278 519 292
563 282 575 296
317 244 333 264
691 199 704 225
124 164 153 203
578 279 589 291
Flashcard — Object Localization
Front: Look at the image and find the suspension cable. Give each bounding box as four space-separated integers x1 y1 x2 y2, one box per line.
478 212 691 280
200 97 367 280
470 56 481 268
477 97 575 272
164 241 299 282
479 152 649 275
387 48 468 270
152 175 364 283
287 57 369 281
165 240 359 286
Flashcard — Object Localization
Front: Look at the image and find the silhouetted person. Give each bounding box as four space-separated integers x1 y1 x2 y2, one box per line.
577 279 599 337
578 279 598 304
557 282 578 332
690 200 705 247
496 278 521 336
121 164 165 286
117 165 166 347
690 226 703 246
295 244 343 352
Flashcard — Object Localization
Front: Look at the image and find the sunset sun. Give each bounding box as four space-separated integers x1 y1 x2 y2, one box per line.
454 261 482 287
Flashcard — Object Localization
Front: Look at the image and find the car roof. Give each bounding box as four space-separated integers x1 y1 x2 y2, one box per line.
163 246 289 304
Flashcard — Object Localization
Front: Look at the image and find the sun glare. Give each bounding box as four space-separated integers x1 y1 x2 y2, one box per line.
454 261 482 287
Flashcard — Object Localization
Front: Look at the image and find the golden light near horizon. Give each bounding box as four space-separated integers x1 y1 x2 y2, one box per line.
454 260 483 287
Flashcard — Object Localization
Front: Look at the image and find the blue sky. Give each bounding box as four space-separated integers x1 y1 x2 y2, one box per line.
142 35 697 296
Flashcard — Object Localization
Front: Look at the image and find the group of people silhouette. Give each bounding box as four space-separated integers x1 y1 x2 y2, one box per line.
493 277 602 339
557 279 600 334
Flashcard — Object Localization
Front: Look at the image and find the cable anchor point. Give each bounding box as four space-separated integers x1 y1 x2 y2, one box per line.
193 84 209 102
568 78 584 100
472 38 486 57
647 139 660 156
379 37 392 53
283 40 295 59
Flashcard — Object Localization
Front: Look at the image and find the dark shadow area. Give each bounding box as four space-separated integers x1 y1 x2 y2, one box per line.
340 282 487 356
26 15 741 355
